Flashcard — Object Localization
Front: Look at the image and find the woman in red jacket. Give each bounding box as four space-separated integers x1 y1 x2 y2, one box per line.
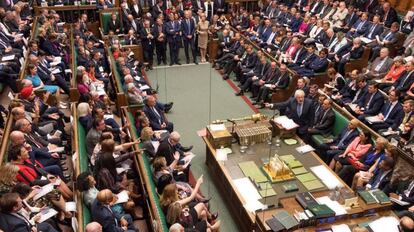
9 144 73 200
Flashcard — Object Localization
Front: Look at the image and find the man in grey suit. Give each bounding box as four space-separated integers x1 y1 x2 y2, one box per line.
364 47 394 80
86 118 105 156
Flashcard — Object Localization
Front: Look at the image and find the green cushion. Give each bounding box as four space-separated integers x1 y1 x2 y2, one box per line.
127 112 169 232
0 83 4 93
77 121 91 228
108 49 124 93
101 12 120 34
311 110 349 146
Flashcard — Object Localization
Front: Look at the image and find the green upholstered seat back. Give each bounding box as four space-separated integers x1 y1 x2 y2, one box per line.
101 12 120 34
333 110 349 136
127 112 169 232
77 121 91 228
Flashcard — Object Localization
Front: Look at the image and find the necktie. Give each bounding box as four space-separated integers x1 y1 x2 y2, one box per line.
399 71 413 89
187 19 191 35
366 93 375 109
405 181 414 197
152 106 161 123
297 103 303 116
384 102 395 121
368 24 376 38
266 32 275 44
374 58 386 72
384 32 392 41
356 21 364 30
337 130 351 147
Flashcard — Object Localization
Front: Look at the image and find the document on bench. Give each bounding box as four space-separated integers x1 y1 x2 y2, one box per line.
311 165 343 190
274 116 299 130
65 202 77 212
390 197 410 206
181 153 196 169
34 184 54 201
1 54 15 61
366 115 383 124
209 123 226 131
115 190 130 204
234 177 263 212
34 207 58 223
296 144 315 154
360 37 374 44
346 103 358 112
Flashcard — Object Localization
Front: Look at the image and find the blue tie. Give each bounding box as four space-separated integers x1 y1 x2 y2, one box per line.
297 103 302 117
337 130 351 148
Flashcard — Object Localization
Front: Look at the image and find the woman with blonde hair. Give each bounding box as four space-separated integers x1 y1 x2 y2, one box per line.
0 164 20 196
197 13 210 63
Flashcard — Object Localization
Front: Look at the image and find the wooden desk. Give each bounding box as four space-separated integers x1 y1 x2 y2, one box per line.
203 124 395 232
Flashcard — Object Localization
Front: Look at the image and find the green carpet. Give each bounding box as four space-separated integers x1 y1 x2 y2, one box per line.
147 63 255 231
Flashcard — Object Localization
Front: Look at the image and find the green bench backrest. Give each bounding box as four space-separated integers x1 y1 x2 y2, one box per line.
77 121 91 228
127 112 169 232
108 49 124 92
333 110 349 136
101 12 120 34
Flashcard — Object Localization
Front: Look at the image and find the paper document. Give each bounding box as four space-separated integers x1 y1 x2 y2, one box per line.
390 197 410 206
317 196 347 216
360 37 373 44
34 207 58 223
315 43 324 51
216 148 228 161
369 216 399 232
365 115 383 124
49 146 65 153
2 54 15 61
233 177 262 203
296 144 315 154
65 202 77 212
209 124 226 131
51 69 61 74
332 224 351 232
115 190 130 204
244 200 265 213
140 84 150 90
34 184 54 201
181 153 196 169
311 165 343 190
264 84 273 88
347 103 358 112
274 116 299 130
151 140 160 152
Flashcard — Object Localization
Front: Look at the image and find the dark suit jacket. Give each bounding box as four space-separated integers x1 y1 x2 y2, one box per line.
0 212 31 232
108 19 121 33
308 57 328 73
274 98 315 134
273 71 290 89
165 20 181 43
344 12 359 28
357 91 384 115
368 169 392 191
156 140 178 165
140 27 155 48
313 108 335 135
259 26 272 42
129 3 143 19
380 30 398 45
332 128 359 150
242 53 258 69
352 19 371 36
143 104 168 130
380 7 399 28
91 200 124 232
393 70 414 92
181 18 196 38
364 23 384 39
380 101 404 129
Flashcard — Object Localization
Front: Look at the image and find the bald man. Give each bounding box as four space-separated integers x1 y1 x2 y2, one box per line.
86 222 103 232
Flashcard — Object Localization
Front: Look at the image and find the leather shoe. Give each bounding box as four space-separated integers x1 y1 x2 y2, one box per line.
186 59 190 64
169 63 174 66
222 75 229 80
194 61 198 65
164 102 174 113
176 62 182 65
235 91 244 96
181 145 193 152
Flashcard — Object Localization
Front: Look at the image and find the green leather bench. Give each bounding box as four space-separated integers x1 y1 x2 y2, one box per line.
127 111 169 232
100 10 121 35
311 110 349 147
77 121 92 229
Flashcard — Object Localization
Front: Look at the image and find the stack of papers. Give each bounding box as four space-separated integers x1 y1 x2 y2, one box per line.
347 103 358 112
234 177 263 212
332 224 351 232
1 54 15 61
115 190 130 204
274 116 299 130
296 173 324 190
296 144 315 154
209 124 226 131
181 153 196 169
33 207 58 223
365 115 383 124
311 165 344 190
34 184 54 201
360 37 374 44
369 217 400 232
316 196 347 216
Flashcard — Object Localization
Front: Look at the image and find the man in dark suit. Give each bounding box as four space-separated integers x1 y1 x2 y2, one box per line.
254 63 291 107
380 2 399 28
335 37 364 75
152 0 164 19
364 15 384 40
390 61 414 93
367 90 404 131
234 46 258 81
369 22 399 62
339 6 359 32
309 0 323 15
0 193 58 232
140 19 155 69
166 13 182 65
107 13 121 34
265 89 315 137
125 14 141 34
91 190 136 232
367 156 394 191
154 17 167 65
292 48 329 77
129 0 143 19
308 99 335 136
354 81 385 120
182 10 197 64
214 0 226 15
143 96 174 132
317 119 360 163
346 12 371 38
236 56 270 95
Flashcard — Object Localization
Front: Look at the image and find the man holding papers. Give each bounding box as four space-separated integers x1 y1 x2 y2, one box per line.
265 89 314 138
363 90 404 131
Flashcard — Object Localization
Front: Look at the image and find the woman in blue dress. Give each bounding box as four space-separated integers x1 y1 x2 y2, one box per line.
25 63 59 94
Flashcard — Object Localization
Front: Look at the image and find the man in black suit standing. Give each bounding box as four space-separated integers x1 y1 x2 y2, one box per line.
265 89 314 137
166 13 182 66
214 0 226 15
140 19 155 70
0 193 58 232
154 17 167 65
182 10 198 64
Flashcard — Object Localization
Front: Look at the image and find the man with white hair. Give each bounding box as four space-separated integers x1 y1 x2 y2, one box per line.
169 223 184 232
265 89 315 137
